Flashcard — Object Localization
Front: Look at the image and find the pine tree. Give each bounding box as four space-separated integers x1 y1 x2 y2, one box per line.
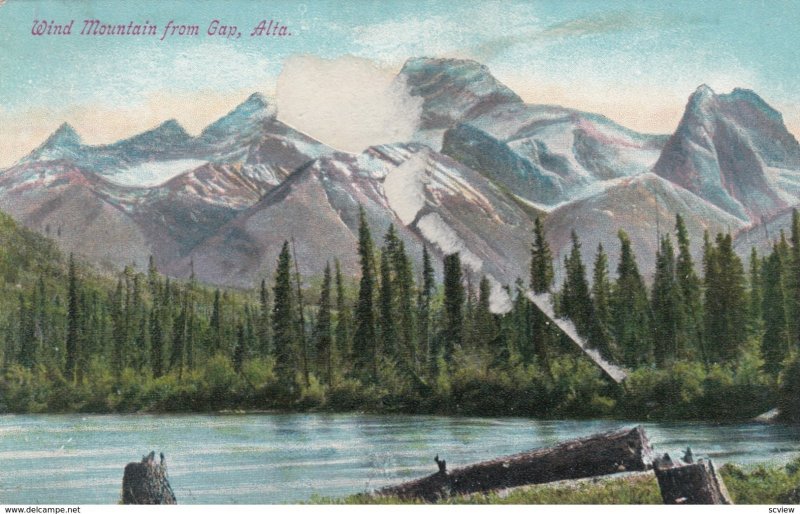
378 250 396 359
761 245 790 374
790 208 800 345
258 278 272 357
474 276 495 354
385 226 415 366
590 243 615 359
333 259 351 374
442 253 464 364
748 247 764 338
704 233 747 363
17 293 34 368
111 277 125 378
272 241 297 384
353 206 377 380
675 214 703 358
209 289 223 354
611 230 652 366
186 265 196 370
233 321 246 374
290 238 309 387
651 235 683 366
169 292 187 377
65 253 80 383
314 262 333 384
530 217 554 293
150 303 163 378
418 245 435 376
561 231 593 337
529 216 554 366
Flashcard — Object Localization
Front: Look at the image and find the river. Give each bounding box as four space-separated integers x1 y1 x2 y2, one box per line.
0 414 798 504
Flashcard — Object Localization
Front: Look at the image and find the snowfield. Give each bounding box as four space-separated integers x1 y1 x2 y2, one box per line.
104 159 208 187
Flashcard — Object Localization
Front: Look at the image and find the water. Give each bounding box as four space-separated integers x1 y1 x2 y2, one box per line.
0 413 798 504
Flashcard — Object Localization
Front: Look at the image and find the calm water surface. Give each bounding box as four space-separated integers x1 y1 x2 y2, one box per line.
0 413 798 504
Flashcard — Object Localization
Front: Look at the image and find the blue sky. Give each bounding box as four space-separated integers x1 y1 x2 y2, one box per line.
1 0 799 167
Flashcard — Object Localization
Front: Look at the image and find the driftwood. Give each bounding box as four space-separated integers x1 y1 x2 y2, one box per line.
376 426 654 502
121 451 177 505
655 459 732 504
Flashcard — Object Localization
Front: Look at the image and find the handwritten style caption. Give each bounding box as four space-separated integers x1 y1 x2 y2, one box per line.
30 19 290 40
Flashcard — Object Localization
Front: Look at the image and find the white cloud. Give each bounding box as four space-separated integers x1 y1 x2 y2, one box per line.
276 55 422 153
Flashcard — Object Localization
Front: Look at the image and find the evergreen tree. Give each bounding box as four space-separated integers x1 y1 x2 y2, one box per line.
233 321 246 374
169 292 187 377
474 275 495 353
704 233 748 363
748 247 764 338
314 262 333 384
353 206 377 380
611 230 652 366
378 250 396 359
17 293 34 368
761 245 791 374
675 214 703 358
65 253 80 383
530 217 554 293
386 226 415 365
209 289 223 354
790 208 800 345
333 259 351 373
149 304 163 378
418 245 435 376
258 278 272 357
651 235 683 366
442 253 464 364
561 231 593 337
590 243 615 359
529 217 554 365
111 278 126 378
272 241 297 384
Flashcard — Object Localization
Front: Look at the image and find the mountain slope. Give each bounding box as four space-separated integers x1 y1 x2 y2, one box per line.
544 172 747 280
652 85 800 222
186 143 536 310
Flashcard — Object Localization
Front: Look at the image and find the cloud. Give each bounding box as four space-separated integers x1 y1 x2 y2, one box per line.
276 55 422 153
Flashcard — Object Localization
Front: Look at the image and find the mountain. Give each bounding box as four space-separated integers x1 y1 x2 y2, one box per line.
398 59 666 207
0 94 331 272
399 57 523 131
25 123 83 163
186 143 535 310
441 104 667 206
3 57 800 304
544 172 747 280
652 85 800 222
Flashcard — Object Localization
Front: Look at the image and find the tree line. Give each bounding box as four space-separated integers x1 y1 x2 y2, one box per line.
0 207 798 420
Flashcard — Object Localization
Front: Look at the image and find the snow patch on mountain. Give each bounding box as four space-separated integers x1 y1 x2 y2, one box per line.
416 212 482 270
105 159 208 187
383 152 428 225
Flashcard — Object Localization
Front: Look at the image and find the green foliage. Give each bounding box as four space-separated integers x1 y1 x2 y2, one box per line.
721 458 800 504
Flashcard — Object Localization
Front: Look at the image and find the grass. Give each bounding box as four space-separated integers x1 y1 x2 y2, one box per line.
311 459 800 505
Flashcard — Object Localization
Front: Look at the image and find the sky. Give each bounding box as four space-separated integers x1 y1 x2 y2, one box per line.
1 0 799 168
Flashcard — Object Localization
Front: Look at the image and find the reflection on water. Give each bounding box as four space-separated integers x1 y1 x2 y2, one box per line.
0 413 798 504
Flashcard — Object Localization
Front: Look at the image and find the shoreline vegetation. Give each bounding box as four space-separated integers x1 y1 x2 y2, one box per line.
0 207 799 424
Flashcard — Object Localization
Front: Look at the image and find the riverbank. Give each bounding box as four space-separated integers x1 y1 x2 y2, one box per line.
316 461 800 504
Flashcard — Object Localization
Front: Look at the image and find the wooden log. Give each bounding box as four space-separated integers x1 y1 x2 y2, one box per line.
654 459 732 505
121 451 177 505
376 425 654 502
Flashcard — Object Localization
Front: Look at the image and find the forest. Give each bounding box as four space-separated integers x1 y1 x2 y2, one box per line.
0 206 798 422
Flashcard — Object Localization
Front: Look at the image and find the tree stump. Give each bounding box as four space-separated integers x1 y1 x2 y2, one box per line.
654 459 732 504
377 425 655 502
121 451 177 504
